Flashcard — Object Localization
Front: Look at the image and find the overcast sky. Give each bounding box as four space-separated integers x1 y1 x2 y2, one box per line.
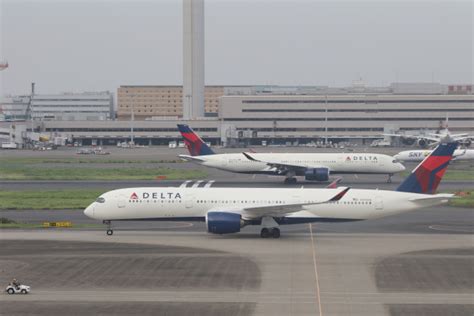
1 0 472 96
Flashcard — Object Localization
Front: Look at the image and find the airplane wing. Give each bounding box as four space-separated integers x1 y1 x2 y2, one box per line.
326 177 342 188
383 133 440 142
242 152 326 173
240 187 350 219
450 133 469 138
178 154 205 162
453 135 473 141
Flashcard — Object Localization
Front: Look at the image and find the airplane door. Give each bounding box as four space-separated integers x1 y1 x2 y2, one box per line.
117 197 126 208
374 195 383 211
185 195 194 208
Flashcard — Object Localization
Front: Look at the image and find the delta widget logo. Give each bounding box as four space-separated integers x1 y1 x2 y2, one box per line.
130 192 138 200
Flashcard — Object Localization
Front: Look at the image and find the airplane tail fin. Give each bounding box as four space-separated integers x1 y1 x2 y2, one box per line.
396 141 458 194
177 124 215 156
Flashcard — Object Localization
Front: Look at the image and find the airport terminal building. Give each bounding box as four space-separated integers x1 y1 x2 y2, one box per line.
1 83 473 147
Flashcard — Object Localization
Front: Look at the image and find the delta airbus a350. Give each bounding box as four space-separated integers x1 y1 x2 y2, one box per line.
177 124 405 183
84 141 458 238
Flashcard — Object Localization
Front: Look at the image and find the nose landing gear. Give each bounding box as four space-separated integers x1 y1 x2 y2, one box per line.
104 220 113 236
387 173 393 183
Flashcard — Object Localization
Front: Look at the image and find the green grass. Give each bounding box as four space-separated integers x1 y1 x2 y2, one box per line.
0 157 199 180
0 158 183 164
0 165 206 180
0 189 105 209
448 190 474 208
0 223 103 229
401 168 474 181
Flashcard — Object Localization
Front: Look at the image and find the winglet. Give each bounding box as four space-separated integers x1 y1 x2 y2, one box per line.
326 177 342 188
329 187 350 202
242 152 259 161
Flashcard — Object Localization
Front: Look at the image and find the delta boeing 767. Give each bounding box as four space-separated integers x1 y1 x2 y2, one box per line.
84 142 458 238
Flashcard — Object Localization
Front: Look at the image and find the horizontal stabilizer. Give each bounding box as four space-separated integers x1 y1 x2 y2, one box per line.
178 154 205 162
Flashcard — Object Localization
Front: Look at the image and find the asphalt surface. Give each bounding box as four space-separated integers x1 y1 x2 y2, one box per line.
1 205 473 235
0 231 472 316
1 146 473 315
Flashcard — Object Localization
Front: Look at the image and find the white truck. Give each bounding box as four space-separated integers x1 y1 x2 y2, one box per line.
1 142 17 149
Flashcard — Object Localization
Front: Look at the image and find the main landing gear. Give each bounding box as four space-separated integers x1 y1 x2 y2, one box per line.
387 173 393 183
260 227 280 238
104 220 113 236
260 217 280 238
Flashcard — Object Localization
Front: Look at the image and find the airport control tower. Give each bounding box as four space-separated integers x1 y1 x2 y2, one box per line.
183 0 205 119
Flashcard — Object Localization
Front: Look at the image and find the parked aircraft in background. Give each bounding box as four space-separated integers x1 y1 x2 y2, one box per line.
394 148 474 162
177 124 405 183
384 116 472 148
84 142 458 238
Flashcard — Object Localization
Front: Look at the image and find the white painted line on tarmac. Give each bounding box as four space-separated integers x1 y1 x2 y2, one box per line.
428 224 473 233
309 223 323 316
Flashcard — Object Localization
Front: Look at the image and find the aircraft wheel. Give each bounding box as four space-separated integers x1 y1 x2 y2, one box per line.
106 229 114 236
260 228 270 238
271 228 280 238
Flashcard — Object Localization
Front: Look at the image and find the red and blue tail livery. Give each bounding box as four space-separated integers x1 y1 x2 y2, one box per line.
177 124 215 156
397 142 458 194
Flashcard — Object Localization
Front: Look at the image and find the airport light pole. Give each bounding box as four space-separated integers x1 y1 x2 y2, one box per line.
324 94 328 146
130 94 135 145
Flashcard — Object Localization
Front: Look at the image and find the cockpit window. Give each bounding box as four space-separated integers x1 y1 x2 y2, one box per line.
96 197 105 203
392 159 400 164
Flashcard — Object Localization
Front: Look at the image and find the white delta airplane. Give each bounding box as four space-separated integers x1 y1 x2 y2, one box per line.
384 115 473 148
394 148 474 162
177 125 405 183
83 141 458 238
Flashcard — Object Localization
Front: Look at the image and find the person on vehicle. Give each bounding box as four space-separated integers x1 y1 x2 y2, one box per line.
12 278 20 290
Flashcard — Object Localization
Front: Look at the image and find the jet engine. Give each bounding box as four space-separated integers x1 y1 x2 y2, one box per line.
417 139 428 148
401 137 416 146
206 212 244 234
304 168 330 181
460 139 472 147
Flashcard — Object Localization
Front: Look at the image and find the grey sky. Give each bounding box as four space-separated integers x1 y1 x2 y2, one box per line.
1 0 472 95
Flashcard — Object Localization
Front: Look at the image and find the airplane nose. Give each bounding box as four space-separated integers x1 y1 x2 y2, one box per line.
84 204 95 218
398 163 406 172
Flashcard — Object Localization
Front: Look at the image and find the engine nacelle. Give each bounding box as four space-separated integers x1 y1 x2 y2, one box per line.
401 137 416 146
460 139 471 147
206 212 243 234
304 168 330 181
417 139 428 148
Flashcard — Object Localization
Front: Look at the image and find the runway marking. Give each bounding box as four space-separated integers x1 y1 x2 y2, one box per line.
204 180 215 188
309 223 323 316
191 180 203 188
179 180 192 188
428 224 473 233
